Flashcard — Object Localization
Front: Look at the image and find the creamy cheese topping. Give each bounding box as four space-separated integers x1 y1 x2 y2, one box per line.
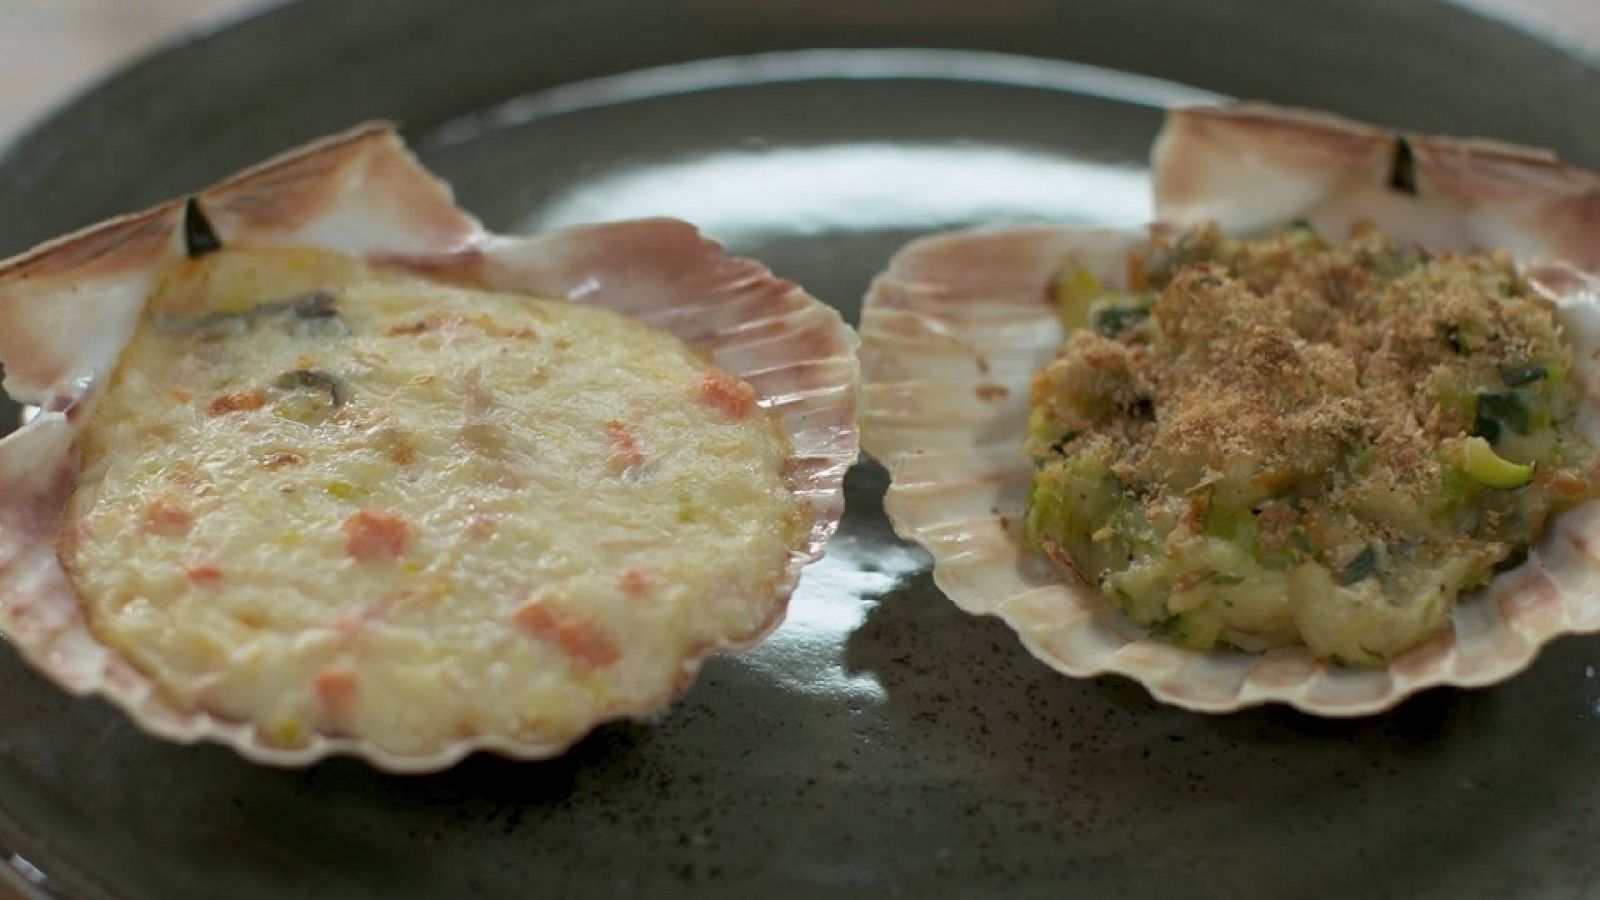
62 247 806 754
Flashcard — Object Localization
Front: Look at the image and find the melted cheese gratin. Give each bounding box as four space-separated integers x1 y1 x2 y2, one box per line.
62 247 807 754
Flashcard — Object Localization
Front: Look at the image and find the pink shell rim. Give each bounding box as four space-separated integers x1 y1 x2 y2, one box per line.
0 122 860 773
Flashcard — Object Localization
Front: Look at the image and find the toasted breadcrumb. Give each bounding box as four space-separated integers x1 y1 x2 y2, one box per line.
1026 223 1600 664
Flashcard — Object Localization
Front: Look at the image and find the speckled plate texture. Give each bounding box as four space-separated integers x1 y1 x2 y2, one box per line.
2 2 1600 899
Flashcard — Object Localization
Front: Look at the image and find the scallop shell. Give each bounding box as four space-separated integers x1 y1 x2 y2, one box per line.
860 101 1600 716
0 123 859 771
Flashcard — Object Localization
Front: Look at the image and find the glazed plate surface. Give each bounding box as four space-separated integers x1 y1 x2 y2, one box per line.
2 2 1600 898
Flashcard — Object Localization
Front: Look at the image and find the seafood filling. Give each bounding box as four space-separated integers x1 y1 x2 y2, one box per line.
1025 223 1600 664
61 247 807 753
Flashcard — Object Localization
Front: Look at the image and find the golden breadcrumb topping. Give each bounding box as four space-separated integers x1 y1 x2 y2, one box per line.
1026 223 1599 664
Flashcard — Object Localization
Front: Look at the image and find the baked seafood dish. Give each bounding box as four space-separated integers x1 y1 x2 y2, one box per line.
0 125 858 770
1029 222 1598 666
861 102 1600 714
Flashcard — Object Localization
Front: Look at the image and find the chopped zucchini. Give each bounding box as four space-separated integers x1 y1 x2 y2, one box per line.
1203 501 1258 550
1053 265 1101 332
1455 436 1535 489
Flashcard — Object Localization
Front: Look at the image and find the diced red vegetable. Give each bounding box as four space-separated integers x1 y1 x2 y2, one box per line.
142 499 194 536
605 420 646 473
314 668 360 711
261 451 306 470
619 567 655 598
512 599 620 669
206 390 266 416
696 370 756 420
343 509 412 561
184 564 223 586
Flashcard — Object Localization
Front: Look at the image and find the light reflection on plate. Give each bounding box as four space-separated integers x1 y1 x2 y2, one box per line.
425 48 1224 151
527 143 1150 237
746 534 928 701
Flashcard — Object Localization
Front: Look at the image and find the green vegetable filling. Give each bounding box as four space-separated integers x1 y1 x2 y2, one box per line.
1024 223 1600 665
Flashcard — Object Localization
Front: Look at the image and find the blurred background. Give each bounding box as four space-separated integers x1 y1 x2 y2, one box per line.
0 0 1595 147
0 0 258 143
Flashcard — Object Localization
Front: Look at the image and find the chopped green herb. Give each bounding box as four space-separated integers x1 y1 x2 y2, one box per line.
1472 391 1529 442
1371 247 1426 279
1148 616 1185 638
1499 363 1548 387
1091 306 1150 338
274 367 347 407
1338 545 1380 585
1048 431 1080 455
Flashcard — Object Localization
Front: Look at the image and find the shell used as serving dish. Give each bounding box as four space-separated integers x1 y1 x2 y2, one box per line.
859 101 1600 715
0 123 859 771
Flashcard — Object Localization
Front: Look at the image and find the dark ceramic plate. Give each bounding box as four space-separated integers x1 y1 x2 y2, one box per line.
3 2 1600 898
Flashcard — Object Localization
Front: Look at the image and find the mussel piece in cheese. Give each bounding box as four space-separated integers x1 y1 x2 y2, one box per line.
154 290 349 339
274 368 348 408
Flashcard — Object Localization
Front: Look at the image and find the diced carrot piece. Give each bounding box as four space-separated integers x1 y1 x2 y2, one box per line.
512 599 620 669
184 564 223 586
142 499 194 536
261 451 306 470
1548 472 1591 498
343 509 412 561
605 420 646 473
206 390 266 416
171 388 193 403
334 600 390 638
619 567 655 598
696 370 755 420
314 668 360 710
